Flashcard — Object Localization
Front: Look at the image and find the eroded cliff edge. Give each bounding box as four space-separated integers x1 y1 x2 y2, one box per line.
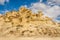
0 7 60 37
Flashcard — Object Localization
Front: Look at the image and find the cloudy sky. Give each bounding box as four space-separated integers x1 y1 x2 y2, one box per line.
0 0 60 22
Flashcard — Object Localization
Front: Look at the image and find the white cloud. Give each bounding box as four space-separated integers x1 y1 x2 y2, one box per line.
28 0 60 22
44 6 60 18
0 10 9 14
0 0 9 5
47 0 60 5
40 0 43 2
29 3 48 13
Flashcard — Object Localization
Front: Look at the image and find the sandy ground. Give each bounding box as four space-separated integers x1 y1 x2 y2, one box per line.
0 37 60 40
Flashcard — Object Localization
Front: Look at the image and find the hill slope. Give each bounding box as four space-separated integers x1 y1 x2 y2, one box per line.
0 7 60 37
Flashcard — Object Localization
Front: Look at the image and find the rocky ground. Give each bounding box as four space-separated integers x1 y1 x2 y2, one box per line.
0 7 60 38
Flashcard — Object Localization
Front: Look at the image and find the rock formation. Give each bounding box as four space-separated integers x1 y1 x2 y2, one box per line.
0 7 60 37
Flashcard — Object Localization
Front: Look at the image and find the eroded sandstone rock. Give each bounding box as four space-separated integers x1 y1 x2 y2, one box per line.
0 7 60 37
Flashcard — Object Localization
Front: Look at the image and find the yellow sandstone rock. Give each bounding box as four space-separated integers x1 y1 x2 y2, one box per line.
0 7 60 37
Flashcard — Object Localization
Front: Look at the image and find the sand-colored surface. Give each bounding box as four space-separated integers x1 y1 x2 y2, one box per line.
0 7 60 40
0 37 60 40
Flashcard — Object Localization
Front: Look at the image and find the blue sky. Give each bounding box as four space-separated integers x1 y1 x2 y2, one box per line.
0 0 40 13
0 0 60 22
0 0 48 13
